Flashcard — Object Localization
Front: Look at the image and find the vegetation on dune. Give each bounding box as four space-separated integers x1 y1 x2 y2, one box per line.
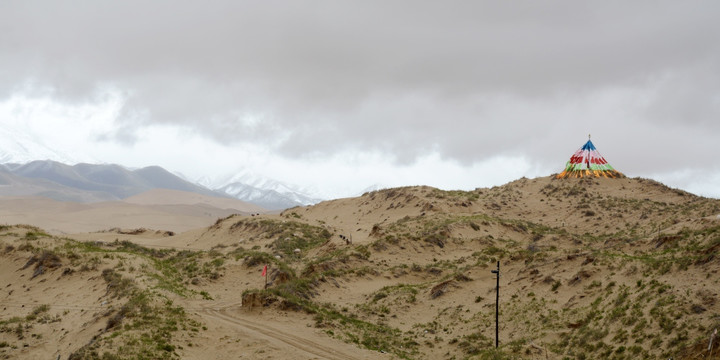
2 177 720 359
70 268 201 360
233 220 421 358
0 227 213 359
0 304 58 346
242 284 420 359
276 182 720 359
230 218 332 259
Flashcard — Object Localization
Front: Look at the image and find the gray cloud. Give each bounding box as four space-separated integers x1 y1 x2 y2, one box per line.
1 1 719 176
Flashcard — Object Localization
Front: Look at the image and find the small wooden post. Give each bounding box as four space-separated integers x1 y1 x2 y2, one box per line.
491 261 500 348
709 328 717 356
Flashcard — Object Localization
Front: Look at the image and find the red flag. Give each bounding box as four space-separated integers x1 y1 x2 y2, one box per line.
261 264 267 277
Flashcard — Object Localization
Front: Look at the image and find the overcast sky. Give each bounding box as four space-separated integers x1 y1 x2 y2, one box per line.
1 1 719 198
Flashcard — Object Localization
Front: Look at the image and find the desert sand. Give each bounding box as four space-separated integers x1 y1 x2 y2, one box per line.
1 176 719 359
0 189 264 235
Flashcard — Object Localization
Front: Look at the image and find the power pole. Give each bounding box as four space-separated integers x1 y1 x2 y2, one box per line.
491 261 500 348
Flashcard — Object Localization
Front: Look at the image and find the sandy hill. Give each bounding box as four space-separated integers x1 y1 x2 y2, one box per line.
123 188 265 212
1 176 719 359
0 189 265 234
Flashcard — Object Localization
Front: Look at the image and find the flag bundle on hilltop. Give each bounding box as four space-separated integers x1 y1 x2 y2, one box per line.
556 135 624 179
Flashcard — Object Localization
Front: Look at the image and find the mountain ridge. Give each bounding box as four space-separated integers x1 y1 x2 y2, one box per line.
1 158 323 209
201 171 324 209
1 160 225 202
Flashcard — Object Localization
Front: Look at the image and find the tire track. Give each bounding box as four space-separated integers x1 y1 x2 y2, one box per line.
200 307 364 360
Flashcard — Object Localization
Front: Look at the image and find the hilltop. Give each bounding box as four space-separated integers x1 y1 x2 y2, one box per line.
1 176 719 359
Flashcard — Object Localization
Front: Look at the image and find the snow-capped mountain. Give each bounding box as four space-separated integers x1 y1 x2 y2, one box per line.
213 172 317 198
217 183 320 210
0 125 326 210
210 172 324 210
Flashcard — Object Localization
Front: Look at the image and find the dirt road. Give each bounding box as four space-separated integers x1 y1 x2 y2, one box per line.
187 301 388 360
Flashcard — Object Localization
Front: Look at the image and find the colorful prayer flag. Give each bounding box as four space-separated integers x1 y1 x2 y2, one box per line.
556 136 624 179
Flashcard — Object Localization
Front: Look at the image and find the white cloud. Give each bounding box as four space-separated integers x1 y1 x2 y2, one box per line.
2 83 719 200
0 88 124 163
1 2 719 200
648 169 720 199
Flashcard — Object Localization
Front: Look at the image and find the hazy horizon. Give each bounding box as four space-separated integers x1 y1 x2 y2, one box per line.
1 1 718 199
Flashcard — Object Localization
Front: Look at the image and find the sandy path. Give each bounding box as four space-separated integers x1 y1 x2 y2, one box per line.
202 309 360 360
190 300 385 360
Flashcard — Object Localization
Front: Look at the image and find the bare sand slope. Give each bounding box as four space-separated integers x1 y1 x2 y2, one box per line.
0 189 264 234
124 189 265 213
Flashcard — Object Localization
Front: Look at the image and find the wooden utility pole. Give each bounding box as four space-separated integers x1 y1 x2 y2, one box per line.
491 261 500 348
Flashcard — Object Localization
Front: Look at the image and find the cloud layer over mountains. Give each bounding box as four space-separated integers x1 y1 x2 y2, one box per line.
1 1 719 197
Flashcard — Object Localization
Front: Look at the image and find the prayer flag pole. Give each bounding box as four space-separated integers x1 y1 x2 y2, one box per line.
262 264 268 289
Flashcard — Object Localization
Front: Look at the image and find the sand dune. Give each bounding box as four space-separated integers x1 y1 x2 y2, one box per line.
1 176 719 359
0 189 264 234
123 188 265 212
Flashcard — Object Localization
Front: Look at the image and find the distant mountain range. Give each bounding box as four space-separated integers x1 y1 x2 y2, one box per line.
0 160 322 209
0 124 325 209
0 161 222 202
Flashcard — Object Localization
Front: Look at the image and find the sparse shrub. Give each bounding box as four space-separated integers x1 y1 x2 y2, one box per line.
242 252 275 267
372 292 388 302
101 269 136 298
22 250 62 279
458 332 492 355
430 280 453 299
24 230 49 240
25 304 50 322
551 280 561 291
353 245 371 260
